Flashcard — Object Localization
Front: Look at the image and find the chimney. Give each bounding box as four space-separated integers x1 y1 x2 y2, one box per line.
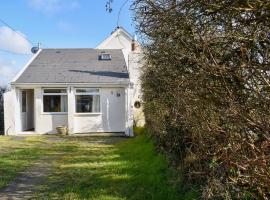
131 35 137 52
131 39 136 51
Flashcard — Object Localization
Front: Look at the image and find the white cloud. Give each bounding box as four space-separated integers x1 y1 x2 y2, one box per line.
0 26 32 54
0 58 18 86
28 0 80 14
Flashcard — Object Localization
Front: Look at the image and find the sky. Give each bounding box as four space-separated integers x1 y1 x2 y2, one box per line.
0 0 135 86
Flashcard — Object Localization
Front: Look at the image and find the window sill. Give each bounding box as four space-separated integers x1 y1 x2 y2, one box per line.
42 112 68 115
74 112 102 116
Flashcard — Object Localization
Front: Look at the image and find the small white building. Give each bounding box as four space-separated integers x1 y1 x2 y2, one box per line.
4 27 145 136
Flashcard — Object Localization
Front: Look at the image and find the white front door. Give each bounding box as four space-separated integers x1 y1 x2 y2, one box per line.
21 90 27 131
107 88 125 131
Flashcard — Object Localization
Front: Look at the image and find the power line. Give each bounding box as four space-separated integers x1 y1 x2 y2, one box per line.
117 0 129 27
0 17 48 54
0 48 32 55
115 0 131 49
0 18 35 46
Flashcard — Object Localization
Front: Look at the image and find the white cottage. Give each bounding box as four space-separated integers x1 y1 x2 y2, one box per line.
4 27 145 136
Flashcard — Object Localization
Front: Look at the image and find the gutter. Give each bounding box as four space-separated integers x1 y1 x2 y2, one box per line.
11 81 131 88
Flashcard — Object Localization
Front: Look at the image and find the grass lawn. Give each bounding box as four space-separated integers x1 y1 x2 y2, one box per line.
0 136 47 188
0 133 197 200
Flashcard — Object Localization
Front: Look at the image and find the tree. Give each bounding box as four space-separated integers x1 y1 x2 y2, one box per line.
132 0 270 199
0 86 6 134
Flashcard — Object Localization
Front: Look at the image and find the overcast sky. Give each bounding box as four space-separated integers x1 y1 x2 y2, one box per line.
0 0 134 86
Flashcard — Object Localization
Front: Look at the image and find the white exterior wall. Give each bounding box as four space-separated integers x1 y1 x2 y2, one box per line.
125 86 134 136
5 85 129 135
72 87 126 133
34 88 68 134
128 52 145 127
14 88 21 134
4 87 35 135
97 28 145 128
4 91 15 135
5 87 68 135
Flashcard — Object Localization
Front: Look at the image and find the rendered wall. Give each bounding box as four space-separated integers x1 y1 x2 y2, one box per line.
34 88 68 134
128 52 145 127
72 88 126 133
5 86 127 135
4 91 15 135
4 88 21 135
96 28 145 128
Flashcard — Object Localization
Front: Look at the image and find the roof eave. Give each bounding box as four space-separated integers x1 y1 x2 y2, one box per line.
11 81 131 87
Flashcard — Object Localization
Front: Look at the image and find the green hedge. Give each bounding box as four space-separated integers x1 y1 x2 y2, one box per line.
133 1 270 199
0 87 5 135
0 111 3 135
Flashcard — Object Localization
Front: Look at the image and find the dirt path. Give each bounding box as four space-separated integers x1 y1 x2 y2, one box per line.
0 155 59 200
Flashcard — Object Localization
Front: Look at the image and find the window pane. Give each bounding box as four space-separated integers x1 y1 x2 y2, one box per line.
61 95 68 112
43 95 67 112
76 88 99 93
100 53 111 60
92 95 100 112
22 91 26 112
76 95 100 113
44 89 67 93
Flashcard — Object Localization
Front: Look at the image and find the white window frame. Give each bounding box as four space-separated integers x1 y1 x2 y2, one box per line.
75 88 101 114
100 53 111 60
42 88 68 115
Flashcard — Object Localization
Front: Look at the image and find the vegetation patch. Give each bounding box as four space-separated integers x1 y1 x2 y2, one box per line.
132 1 270 199
0 134 195 199
35 134 193 200
0 87 6 135
0 137 47 188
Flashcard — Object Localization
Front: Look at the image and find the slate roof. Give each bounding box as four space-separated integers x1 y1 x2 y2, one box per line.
14 49 129 84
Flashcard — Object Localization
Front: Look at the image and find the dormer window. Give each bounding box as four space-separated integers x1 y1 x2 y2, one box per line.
99 52 111 60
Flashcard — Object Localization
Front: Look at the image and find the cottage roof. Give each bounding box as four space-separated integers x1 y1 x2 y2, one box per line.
14 48 129 84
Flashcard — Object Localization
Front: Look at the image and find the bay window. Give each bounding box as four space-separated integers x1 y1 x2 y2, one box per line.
75 88 100 113
43 88 67 113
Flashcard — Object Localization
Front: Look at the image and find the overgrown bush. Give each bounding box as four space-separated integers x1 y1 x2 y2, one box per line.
0 87 6 135
132 0 270 199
